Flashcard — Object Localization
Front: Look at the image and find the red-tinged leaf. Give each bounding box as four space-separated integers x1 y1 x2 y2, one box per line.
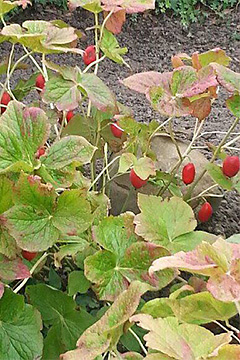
171 66 198 96
102 0 155 13
60 281 151 360
207 259 240 302
198 48 231 67
211 63 240 93
0 254 30 281
131 315 231 360
182 65 218 98
150 238 240 302
68 0 102 12
104 10 126 34
171 53 192 68
192 52 202 70
121 71 166 94
187 96 212 121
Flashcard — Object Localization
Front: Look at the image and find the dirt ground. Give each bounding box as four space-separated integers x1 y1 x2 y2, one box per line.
2 4 240 237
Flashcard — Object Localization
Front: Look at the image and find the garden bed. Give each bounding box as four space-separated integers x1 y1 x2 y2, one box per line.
4 4 239 236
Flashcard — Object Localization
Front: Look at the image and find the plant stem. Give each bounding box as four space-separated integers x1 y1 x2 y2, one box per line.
144 116 172 155
1 15 6 27
22 45 45 76
214 321 240 344
83 55 106 73
89 156 121 191
184 116 240 201
13 252 49 293
129 328 148 355
187 184 220 202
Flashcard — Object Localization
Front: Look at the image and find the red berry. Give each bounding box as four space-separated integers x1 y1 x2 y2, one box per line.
1 91 11 114
182 163 196 185
198 202 213 223
36 74 45 93
66 111 74 123
36 147 45 158
22 250 37 261
83 45 96 66
222 156 240 178
110 122 123 139
130 169 148 189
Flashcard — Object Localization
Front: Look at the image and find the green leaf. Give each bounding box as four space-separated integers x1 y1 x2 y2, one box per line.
54 240 89 267
141 298 174 318
61 114 97 145
68 0 102 13
211 63 240 93
43 75 81 111
5 205 60 251
2 20 82 54
12 73 39 101
61 281 151 360
26 284 95 360
0 0 27 17
119 153 136 173
0 101 50 174
49 266 62 289
0 227 19 258
0 288 43 360
226 95 240 118
211 345 240 360
133 157 156 180
100 29 128 64
14 172 57 212
134 195 197 248
42 136 97 170
169 291 237 325
169 231 217 253
53 189 93 236
198 49 231 67
132 315 231 360
80 73 117 112
85 213 175 300
171 66 197 96
207 163 232 190
0 176 13 214
68 270 91 295
226 234 240 244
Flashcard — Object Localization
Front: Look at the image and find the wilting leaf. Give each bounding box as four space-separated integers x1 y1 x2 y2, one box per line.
26 284 94 360
0 101 49 174
131 314 231 360
60 281 150 360
102 0 155 14
104 10 126 34
210 345 240 360
0 288 43 360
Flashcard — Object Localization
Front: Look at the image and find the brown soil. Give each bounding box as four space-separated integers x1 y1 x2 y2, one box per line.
2 4 240 237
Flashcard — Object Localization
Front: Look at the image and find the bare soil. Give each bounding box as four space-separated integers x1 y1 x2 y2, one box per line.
2 4 240 237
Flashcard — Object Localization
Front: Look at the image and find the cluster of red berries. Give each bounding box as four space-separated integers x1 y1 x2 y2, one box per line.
182 156 239 222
